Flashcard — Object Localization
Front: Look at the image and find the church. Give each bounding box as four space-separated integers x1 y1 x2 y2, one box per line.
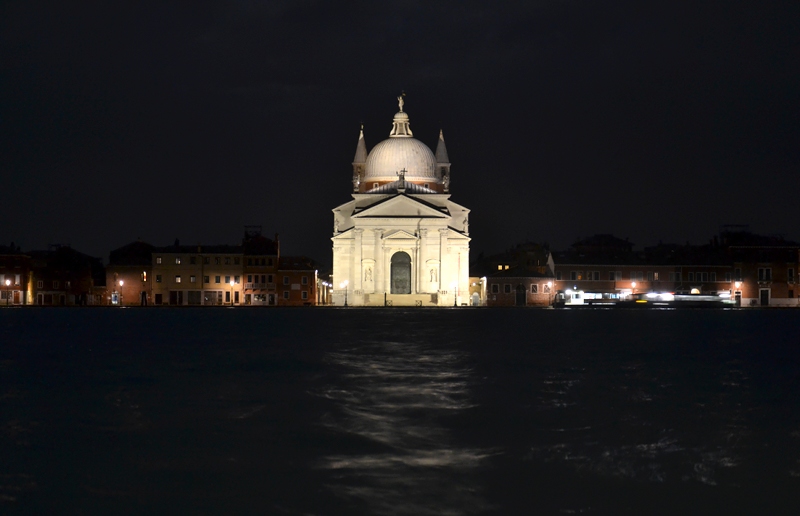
331 97 471 306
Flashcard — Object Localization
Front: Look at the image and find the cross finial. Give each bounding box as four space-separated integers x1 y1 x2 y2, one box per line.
397 169 406 182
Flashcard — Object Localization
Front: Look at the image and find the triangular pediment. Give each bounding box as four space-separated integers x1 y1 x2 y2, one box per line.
352 194 449 219
383 229 418 240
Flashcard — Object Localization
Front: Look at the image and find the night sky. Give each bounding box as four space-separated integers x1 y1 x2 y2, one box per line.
2 1 798 265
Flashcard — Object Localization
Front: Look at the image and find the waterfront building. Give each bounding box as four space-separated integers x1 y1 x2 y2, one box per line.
0 243 30 305
331 97 471 306
106 240 154 306
151 241 244 306
277 256 318 306
242 227 279 306
29 245 105 305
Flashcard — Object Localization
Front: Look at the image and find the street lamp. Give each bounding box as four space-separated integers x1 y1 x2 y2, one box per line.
547 280 553 306
452 281 458 306
119 280 124 306
4 279 10 306
631 281 637 299
340 280 348 306
230 279 235 306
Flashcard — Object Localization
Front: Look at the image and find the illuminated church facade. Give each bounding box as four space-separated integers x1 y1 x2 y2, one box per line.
331 98 470 306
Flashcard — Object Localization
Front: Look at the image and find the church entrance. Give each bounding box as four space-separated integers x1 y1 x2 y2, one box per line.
390 252 412 294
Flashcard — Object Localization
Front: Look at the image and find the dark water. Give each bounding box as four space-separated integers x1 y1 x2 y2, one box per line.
1 308 799 515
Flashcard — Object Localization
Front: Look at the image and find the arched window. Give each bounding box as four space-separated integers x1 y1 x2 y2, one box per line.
390 252 412 294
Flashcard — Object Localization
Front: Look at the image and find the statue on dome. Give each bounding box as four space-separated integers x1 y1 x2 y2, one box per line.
397 93 404 112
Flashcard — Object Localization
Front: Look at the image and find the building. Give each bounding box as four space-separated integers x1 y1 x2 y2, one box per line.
331 97 471 306
277 256 318 306
0 243 30 305
151 240 244 306
242 227 279 306
106 240 154 306
478 243 556 307
30 245 105 305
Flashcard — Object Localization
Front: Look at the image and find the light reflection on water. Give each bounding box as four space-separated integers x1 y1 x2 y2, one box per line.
317 340 494 515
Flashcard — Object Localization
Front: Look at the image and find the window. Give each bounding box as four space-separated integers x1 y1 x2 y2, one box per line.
37 280 43 289
204 276 210 284
504 284 511 293
53 281 59 289
234 258 240 265
215 257 221 265
491 284 499 294
790 290 795 298
156 275 162 283
301 276 308 285
570 271 577 281
688 272 694 281
65 281 71 288
156 257 162 264
142 271 147 282
283 276 289 285
215 276 221 284
225 276 231 284
175 275 181 283
268 258 273 266
261 275 266 283
283 291 290 299
190 275 196 283
592 271 600 281
247 275 253 283
225 257 231 265
725 272 732 282
190 257 196 265
701 272 709 282
710 272 716 282
531 284 538 294
556 271 562 281
654 272 659 281
609 271 616 281
260 259 266 266
543 284 551 294
734 268 742 281
758 268 772 281
268 275 273 283
175 257 181 265
225 291 231 302
789 268 795 282
647 272 654 282
203 257 210 264
497 265 503 271
301 291 308 300
234 276 240 284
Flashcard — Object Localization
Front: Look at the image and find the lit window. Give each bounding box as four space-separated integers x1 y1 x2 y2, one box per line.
175 275 181 283
142 271 147 282
497 265 502 271
175 257 181 265
156 257 162 264
504 265 509 270
190 275 196 283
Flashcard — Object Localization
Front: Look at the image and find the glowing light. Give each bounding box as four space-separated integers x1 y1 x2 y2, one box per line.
691 288 700 294
4 279 9 286
547 281 553 287
119 280 124 287
734 281 742 289
631 281 637 288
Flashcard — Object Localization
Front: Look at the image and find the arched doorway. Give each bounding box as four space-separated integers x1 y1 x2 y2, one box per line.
515 283 527 306
390 252 412 294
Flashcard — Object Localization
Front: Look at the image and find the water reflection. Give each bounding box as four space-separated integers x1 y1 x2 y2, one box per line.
317 340 493 515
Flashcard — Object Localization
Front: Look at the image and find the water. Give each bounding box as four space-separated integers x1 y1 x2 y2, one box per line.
1 308 799 514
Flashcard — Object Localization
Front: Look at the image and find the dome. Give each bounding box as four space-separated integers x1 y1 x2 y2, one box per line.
363 109 437 181
364 137 436 181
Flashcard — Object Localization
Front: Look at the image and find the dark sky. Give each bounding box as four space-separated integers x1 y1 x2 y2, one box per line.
2 1 798 265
